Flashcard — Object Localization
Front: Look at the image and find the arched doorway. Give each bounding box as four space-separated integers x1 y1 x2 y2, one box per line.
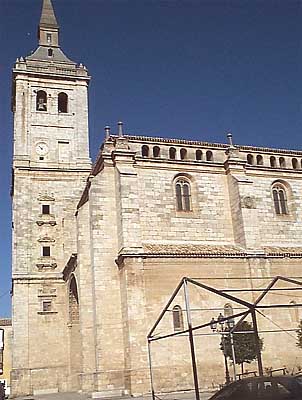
68 275 82 390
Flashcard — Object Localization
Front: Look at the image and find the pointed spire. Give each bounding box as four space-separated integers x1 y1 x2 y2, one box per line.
39 0 59 28
38 0 59 47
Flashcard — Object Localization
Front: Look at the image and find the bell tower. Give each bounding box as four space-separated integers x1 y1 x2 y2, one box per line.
11 0 91 396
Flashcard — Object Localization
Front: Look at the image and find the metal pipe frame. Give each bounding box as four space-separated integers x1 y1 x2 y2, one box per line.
147 275 302 398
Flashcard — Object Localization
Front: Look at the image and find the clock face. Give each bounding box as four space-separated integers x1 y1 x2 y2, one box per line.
36 142 49 155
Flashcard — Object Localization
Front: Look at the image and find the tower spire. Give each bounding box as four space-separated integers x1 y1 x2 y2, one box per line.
38 0 59 47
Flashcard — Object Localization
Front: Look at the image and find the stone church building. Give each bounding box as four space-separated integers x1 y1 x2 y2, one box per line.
11 0 302 397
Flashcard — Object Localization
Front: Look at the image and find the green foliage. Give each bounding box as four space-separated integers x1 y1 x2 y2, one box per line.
297 320 302 349
220 320 263 366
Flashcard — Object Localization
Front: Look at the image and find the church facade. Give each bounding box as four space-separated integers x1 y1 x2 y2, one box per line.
11 1 302 397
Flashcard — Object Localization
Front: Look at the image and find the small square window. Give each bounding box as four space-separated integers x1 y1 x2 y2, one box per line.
39 156 44 160
42 300 52 312
42 246 50 257
42 205 50 215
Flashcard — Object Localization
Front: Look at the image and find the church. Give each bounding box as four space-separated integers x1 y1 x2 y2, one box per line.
11 0 302 397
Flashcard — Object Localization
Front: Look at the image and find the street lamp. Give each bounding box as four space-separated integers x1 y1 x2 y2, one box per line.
210 313 236 383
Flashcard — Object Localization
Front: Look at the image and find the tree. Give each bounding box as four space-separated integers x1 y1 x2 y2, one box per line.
297 320 302 349
220 320 263 374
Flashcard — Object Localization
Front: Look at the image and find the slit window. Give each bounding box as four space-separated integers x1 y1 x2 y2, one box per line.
175 179 191 212
272 185 288 215
47 33 52 44
42 205 50 215
58 92 68 113
36 90 47 111
42 246 51 257
42 300 52 312
173 305 184 331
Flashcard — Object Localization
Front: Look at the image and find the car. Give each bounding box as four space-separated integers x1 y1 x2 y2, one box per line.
0 382 5 400
208 375 302 400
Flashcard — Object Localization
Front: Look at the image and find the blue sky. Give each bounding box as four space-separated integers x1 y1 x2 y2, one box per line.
0 0 301 317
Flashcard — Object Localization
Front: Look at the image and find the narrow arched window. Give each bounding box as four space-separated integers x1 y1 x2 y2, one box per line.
270 156 277 168
289 301 299 323
180 148 187 160
142 145 149 157
36 90 47 111
169 147 176 159
206 150 213 161
58 92 68 113
175 179 191 211
257 155 263 165
272 185 288 215
247 154 254 165
292 158 298 169
279 157 286 168
224 303 234 317
196 150 202 161
48 48 53 57
153 146 160 158
173 305 184 332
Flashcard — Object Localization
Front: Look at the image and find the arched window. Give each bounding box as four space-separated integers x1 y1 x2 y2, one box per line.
196 150 202 161
224 303 234 317
180 148 187 160
247 154 254 165
69 276 79 324
58 92 68 113
270 156 277 168
153 146 160 158
169 147 176 159
289 301 299 323
173 305 184 331
292 158 298 170
279 157 286 168
272 184 288 215
48 48 53 57
175 178 191 211
206 150 213 161
142 145 149 157
36 90 47 111
257 155 263 166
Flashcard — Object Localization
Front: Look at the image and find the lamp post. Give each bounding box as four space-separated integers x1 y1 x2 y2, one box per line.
210 313 236 383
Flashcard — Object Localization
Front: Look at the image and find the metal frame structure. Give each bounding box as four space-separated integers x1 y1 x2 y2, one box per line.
147 276 302 400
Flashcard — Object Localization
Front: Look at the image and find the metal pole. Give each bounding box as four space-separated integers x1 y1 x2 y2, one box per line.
230 332 237 380
147 340 156 400
184 278 200 400
222 333 230 384
251 309 264 376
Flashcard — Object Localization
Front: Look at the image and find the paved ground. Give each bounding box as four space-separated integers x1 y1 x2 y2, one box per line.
14 390 215 400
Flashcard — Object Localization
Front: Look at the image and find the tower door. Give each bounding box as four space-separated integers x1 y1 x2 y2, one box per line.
68 276 82 390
